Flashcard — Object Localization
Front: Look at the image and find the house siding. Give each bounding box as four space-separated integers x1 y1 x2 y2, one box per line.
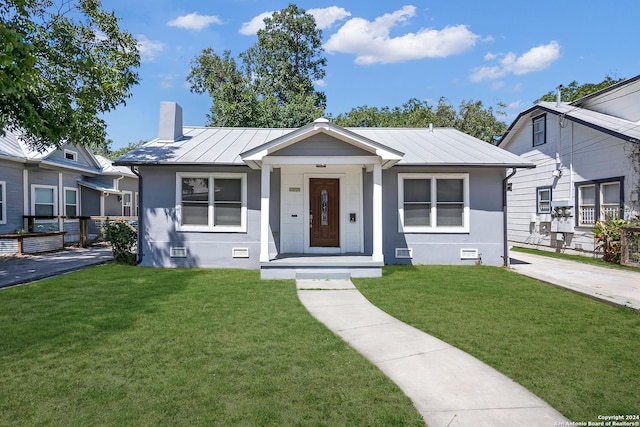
505 113 639 252
138 165 264 268
383 167 506 266
0 159 25 234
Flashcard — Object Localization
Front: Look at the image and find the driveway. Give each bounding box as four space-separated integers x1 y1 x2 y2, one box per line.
0 245 113 289
509 251 640 310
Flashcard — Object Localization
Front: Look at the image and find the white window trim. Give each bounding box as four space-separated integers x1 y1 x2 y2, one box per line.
134 192 139 217
398 173 470 233
0 181 6 225
532 115 546 147
31 184 58 223
176 172 247 233
64 149 78 161
537 187 552 214
63 187 79 219
121 190 133 217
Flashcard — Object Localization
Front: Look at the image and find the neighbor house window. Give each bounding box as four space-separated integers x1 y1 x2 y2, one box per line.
398 173 469 233
64 188 78 217
176 173 246 232
31 185 57 221
122 191 132 216
64 149 77 161
537 187 552 214
0 181 6 224
532 115 546 146
577 178 623 226
135 192 139 216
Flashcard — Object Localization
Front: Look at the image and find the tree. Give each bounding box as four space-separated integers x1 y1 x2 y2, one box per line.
188 3 326 127
535 75 624 103
0 0 140 151
108 140 147 159
334 98 507 144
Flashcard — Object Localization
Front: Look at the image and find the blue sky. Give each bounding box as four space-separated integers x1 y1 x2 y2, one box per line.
101 0 640 149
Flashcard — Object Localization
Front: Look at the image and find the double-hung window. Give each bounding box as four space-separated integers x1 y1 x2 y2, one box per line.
577 178 623 226
532 114 546 147
177 173 246 232
398 173 469 233
536 187 552 214
32 185 57 219
64 188 78 217
122 191 132 216
0 181 6 224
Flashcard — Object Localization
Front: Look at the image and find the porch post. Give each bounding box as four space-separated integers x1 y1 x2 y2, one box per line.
372 163 384 262
260 165 271 262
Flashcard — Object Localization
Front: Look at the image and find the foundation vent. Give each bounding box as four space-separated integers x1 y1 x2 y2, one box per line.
232 247 250 258
170 247 187 258
395 248 413 259
460 248 479 260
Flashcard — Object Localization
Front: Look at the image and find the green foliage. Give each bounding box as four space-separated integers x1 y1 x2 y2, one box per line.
108 139 147 159
103 221 137 264
592 218 628 263
535 75 624 104
334 97 508 144
0 0 140 151
187 4 326 127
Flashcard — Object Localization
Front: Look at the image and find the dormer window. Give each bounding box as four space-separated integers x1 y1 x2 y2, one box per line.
64 149 78 161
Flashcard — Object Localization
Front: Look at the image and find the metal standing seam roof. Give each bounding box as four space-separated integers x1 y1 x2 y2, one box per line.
117 125 534 168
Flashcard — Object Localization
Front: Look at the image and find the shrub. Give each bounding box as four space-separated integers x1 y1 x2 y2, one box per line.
103 221 137 265
592 218 628 263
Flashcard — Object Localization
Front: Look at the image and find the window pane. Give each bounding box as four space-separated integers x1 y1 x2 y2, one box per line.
601 183 620 204
437 179 463 202
404 204 430 226
65 190 76 204
404 179 430 202
214 203 242 226
580 185 596 204
437 204 464 226
182 178 209 202
214 179 241 202
66 205 77 217
182 204 208 225
35 188 54 204
35 204 54 216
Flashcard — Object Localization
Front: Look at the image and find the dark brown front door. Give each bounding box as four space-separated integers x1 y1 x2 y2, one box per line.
310 178 340 247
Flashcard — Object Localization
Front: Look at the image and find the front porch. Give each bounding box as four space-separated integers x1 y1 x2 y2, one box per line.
260 254 383 280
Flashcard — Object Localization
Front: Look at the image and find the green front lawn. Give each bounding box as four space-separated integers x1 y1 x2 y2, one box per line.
355 265 640 421
0 266 423 426
511 246 640 271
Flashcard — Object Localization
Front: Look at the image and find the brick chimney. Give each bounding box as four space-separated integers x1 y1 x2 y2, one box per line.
158 102 183 142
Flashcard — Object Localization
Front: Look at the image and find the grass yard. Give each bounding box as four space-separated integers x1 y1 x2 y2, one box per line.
0 265 424 426
355 265 640 422
511 246 640 271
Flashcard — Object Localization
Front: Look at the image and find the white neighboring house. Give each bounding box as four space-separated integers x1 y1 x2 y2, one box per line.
499 75 640 253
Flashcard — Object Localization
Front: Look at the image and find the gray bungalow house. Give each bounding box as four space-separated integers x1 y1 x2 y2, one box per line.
499 75 640 253
116 102 534 278
0 129 138 247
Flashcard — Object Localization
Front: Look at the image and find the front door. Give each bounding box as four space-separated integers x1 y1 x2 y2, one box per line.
309 178 340 247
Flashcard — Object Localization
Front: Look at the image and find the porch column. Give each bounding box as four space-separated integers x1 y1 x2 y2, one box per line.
372 163 384 262
260 165 271 262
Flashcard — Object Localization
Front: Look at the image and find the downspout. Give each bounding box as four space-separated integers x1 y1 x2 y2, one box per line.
130 166 143 265
503 168 517 267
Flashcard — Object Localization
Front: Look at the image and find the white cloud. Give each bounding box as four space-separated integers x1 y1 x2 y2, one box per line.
168 12 222 31
314 79 327 87
307 6 351 29
484 52 497 60
239 11 273 35
240 6 350 36
469 41 561 82
323 5 479 65
137 35 164 62
157 73 182 89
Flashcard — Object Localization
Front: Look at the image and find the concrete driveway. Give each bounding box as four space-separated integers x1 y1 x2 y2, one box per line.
0 245 113 289
509 251 640 310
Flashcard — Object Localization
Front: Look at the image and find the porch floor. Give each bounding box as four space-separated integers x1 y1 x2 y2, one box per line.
260 254 383 280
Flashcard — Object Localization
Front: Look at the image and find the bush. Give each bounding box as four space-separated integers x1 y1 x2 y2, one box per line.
592 218 628 263
103 221 137 265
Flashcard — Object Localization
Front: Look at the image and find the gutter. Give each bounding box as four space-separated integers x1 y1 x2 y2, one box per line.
503 168 517 268
130 166 144 265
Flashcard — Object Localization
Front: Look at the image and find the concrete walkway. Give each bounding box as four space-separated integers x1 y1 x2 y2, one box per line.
0 245 113 289
297 278 568 427
510 251 640 311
